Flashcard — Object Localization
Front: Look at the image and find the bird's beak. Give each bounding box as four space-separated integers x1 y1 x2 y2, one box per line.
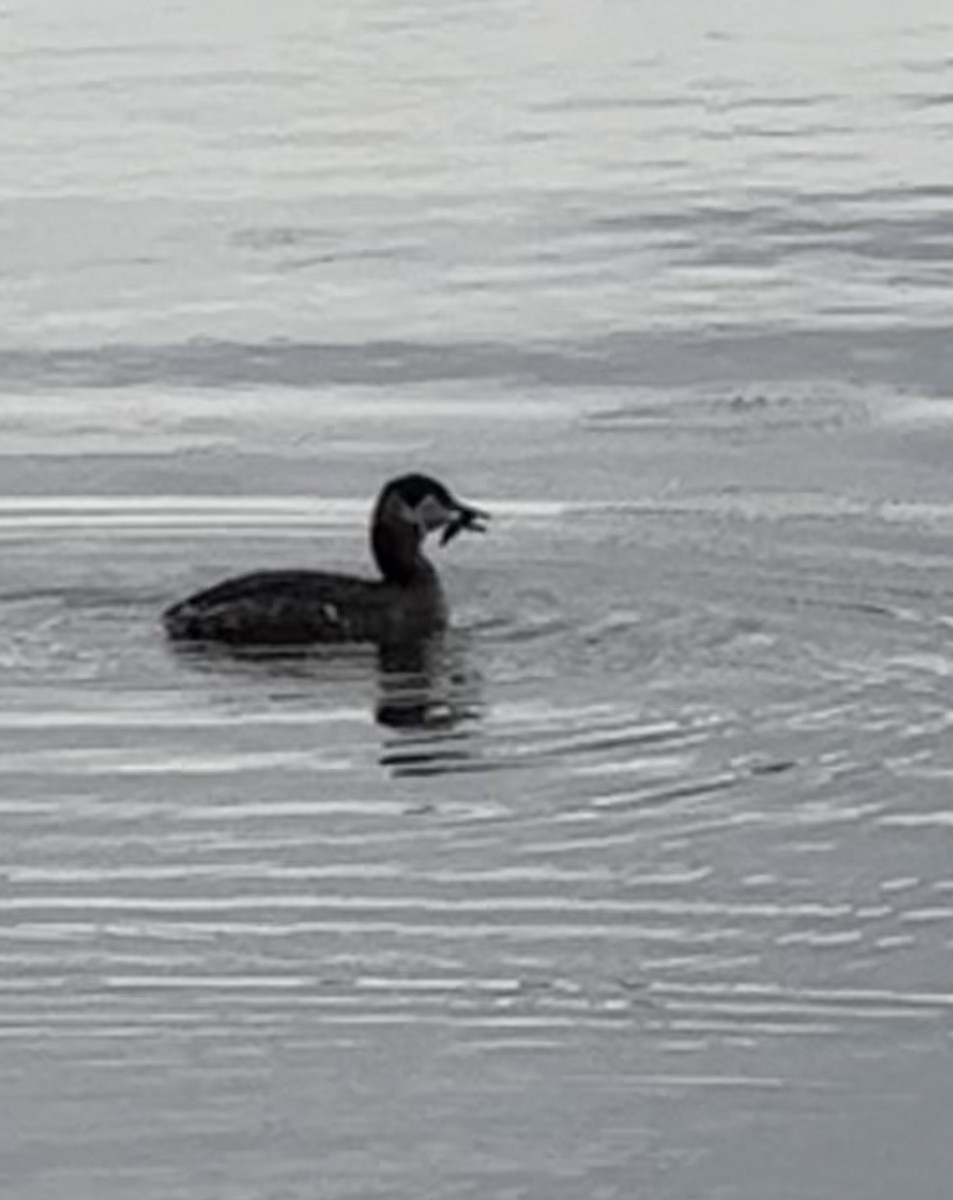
440 500 490 545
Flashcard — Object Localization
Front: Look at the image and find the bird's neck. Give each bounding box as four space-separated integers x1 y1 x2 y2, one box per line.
372 520 433 586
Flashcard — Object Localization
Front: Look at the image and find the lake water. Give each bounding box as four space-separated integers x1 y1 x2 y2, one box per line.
2 1 952 1197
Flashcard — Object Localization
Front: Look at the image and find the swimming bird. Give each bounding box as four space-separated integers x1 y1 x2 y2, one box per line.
162 474 489 646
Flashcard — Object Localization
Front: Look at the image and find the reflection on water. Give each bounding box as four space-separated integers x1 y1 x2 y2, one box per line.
376 635 483 730
165 630 486 771
377 636 485 777
165 633 379 683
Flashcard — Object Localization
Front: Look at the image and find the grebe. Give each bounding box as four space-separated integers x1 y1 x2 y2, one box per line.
162 474 488 646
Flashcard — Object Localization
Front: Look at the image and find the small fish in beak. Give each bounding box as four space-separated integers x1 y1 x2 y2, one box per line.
440 502 490 545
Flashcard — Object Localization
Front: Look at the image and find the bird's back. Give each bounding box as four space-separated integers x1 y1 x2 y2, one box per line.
163 568 445 646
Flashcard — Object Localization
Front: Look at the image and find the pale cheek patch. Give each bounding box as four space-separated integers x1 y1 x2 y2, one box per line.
416 493 453 532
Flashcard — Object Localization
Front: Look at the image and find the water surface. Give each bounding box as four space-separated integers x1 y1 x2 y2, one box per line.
2 1 952 1197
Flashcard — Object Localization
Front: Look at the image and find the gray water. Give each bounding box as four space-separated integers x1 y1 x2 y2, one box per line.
2 1 953 1197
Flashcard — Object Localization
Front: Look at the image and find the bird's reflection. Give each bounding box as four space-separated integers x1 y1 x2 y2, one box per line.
375 637 481 728
166 631 485 776
374 635 485 777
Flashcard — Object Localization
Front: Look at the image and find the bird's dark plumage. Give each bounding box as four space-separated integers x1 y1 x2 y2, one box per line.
163 474 488 646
